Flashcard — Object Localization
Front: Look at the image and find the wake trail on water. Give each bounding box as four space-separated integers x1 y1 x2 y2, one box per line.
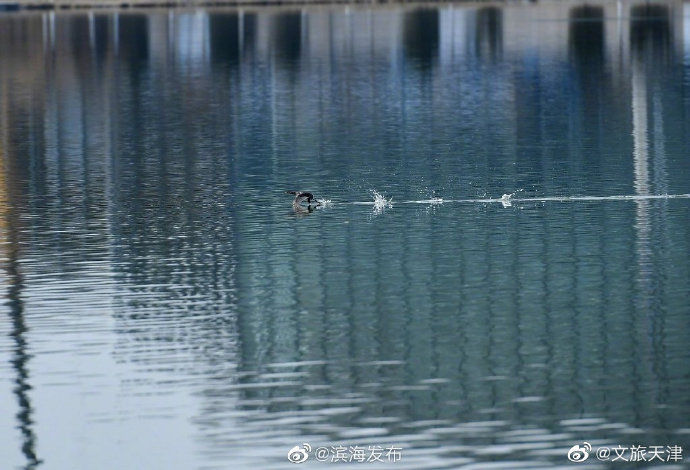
328 192 690 208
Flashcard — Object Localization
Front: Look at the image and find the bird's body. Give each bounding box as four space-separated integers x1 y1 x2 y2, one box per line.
286 191 318 206
285 191 323 216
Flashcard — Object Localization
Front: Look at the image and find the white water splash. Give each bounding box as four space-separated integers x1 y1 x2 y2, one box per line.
371 190 393 214
317 199 333 207
331 192 690 209
500 189 525 207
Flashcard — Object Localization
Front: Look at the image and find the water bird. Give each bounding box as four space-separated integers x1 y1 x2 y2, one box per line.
286 190 319 206
286 191 324 215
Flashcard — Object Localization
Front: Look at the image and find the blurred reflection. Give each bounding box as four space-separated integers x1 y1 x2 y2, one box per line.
475 7 502 61
172 11 209 69
92 15 110 65
118 14 149 64
629 5 671 217
630 5 672 63
630 5 672 391
210 12 239 66
0 141 40 468
568 6 604 72
69 15 91 64
630 5 670 197
242 12 257 55
568 5 605 154
403 8 439 68
0 4 687 469
271 12 301 67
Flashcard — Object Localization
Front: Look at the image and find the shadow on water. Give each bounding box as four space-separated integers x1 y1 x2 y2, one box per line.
403 8 439 69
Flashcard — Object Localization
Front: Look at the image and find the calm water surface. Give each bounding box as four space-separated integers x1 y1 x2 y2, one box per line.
1 2 690 469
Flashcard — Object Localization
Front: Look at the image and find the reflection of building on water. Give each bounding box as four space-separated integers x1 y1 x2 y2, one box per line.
403 8 439 68
475 7 502 60
171 11 210 67
629 5 672 228
631 5 673 62
6 3 684 82
566 4 607 179
0 114 41 469
568 6 604 72
271 12 302 65
209 12 239 65
1 2 690 463
118 14 149 63
629 5 672 392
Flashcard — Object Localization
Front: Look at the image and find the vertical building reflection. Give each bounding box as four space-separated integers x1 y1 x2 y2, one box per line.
567 6 606 184
629 5 671 258
0 5 688 467
568 6 604 76
118 14 149 64
475 7 503 61
172 11 209 69
242 12 257 56
403 8 439 69
631 5 672 62
210 12 240 66
0 110 41 469
271 11 302 67
630 4 672 421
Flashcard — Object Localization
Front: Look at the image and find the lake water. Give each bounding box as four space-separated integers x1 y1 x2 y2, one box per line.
1 2 690 469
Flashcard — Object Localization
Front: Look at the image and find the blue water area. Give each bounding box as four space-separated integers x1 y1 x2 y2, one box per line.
0 2 689 469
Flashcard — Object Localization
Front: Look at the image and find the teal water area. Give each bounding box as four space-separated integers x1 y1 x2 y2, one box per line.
0 2 689 469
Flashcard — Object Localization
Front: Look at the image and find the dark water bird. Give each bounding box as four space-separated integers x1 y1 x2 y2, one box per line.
286 190 321 216
286 191 319 205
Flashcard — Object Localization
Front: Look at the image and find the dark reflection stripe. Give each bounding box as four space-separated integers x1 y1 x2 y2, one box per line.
1 138 41 468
